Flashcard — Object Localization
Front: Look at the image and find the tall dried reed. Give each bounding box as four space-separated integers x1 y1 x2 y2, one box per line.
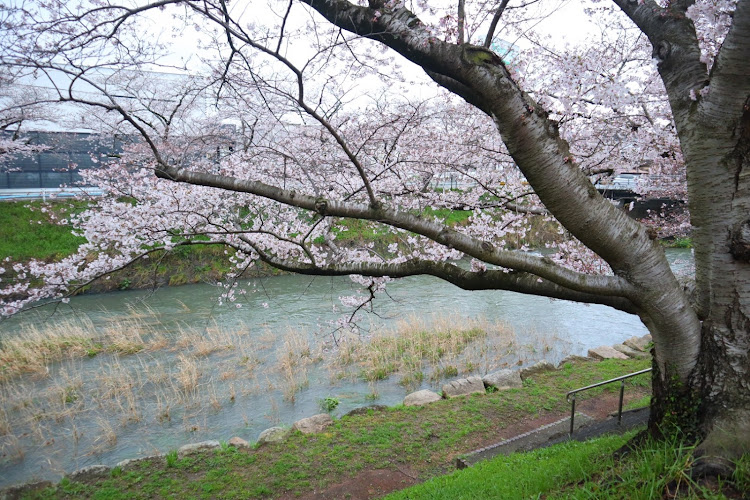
275 329 315 401
0 314 171 383
0 308 270 472
328 314 505 383
173 353 200 403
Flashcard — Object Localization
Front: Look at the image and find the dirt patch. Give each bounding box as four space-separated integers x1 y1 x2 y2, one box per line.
279 468 420 500
576 392 637 420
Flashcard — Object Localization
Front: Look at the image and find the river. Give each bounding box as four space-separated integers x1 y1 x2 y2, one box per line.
0 248 692 487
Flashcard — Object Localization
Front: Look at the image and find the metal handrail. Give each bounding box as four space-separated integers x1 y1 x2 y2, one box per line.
566 367 652 437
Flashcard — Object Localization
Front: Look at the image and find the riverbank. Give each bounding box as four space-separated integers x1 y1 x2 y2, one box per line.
0 200 291 294
0 199 566 296
3 357 746 499
0 270 656 488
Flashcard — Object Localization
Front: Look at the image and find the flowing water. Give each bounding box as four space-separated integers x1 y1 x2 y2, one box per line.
0 249 693 487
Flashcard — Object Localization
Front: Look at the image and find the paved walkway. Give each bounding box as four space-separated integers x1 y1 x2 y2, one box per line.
457 407 649 468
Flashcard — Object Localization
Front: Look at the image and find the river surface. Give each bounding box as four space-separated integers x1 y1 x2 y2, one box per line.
0 248 692 487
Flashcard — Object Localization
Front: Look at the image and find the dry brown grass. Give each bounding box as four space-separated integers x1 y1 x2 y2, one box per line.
174 353 200 403
0 315 170 383
0 310 274 471
276 329 314 401
0 308 563 477
328 314 507 383
95 416 118 447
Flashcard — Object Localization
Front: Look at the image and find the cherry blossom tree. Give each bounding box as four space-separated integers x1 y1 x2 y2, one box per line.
0 0 748 467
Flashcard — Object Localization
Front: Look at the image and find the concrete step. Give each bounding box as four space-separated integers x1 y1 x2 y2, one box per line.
546 406 649 446
456 413 594 469
456 407 650 469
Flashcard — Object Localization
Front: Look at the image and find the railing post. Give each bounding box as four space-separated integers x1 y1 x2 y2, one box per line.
569 395 576 437
617 380 625 426
565 368 651 436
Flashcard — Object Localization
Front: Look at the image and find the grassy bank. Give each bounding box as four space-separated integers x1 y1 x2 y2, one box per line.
0 201 269 293
386 432 749 499
7 357 660 499
0 201 86 261
6 356 747 499
0 201 563 295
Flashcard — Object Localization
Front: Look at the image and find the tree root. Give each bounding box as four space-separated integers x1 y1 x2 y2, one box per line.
689 455 736 480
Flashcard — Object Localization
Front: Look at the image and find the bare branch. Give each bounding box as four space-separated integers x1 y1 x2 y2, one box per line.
483 0 511 48
458 0 466 45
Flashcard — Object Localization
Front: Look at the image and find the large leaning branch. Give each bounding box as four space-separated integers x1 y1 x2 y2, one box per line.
239 237 638 313
155 163 633 299
702 0 750 126
293 0 704 380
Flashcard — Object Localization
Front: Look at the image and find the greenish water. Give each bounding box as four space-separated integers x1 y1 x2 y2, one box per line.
0 249 692 488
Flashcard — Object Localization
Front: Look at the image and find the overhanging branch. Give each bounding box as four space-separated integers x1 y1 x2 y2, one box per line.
241 238 637 313
155 163 633 299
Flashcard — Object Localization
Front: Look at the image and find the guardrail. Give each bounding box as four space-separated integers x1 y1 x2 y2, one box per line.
566 367 652 437
0 187 103 201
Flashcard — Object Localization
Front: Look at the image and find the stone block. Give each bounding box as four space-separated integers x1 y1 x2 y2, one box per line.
482 369 522 390
588 345 629 360
442 376 485 398
519 360 556 380
557 355 591 368
228 437 250 448
624 334 652 352
68 465 110 481
403 389 441 407
116 455 164 470
292 413 334 434
612 343 649 359
344 405 389 417
257 426 291 444
178 440 220 457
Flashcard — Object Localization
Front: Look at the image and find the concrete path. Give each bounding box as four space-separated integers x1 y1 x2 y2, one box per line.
456 407 649 469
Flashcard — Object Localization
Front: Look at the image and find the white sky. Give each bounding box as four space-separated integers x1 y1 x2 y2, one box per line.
146 0 598 71
7 0 602 130
135 0 600 107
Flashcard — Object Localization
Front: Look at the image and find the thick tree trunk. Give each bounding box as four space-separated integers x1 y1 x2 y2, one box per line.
695 321 750 458
687 103 750 458
611 0 750 457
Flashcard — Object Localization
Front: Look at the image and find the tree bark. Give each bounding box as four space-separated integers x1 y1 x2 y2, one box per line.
689 1 750 457
301 0 702 412
615 0 750 455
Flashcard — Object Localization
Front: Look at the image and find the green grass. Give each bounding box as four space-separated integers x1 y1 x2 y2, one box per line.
423 207 472 226
15 358 658 499
662 236 693 248
386 432 749 499
325 208 471 245
329 218 400 243
385 432 635 500
547 436 750 499
0 200 87 261
0 200 261 292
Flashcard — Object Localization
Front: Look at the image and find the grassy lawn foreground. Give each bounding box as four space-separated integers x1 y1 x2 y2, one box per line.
386 433 749 499
5 357 748 499
11 358 650 498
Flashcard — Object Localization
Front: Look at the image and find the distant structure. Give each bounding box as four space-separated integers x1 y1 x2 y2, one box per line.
0 131 125 192
0 68 219 200
489 39 519 64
